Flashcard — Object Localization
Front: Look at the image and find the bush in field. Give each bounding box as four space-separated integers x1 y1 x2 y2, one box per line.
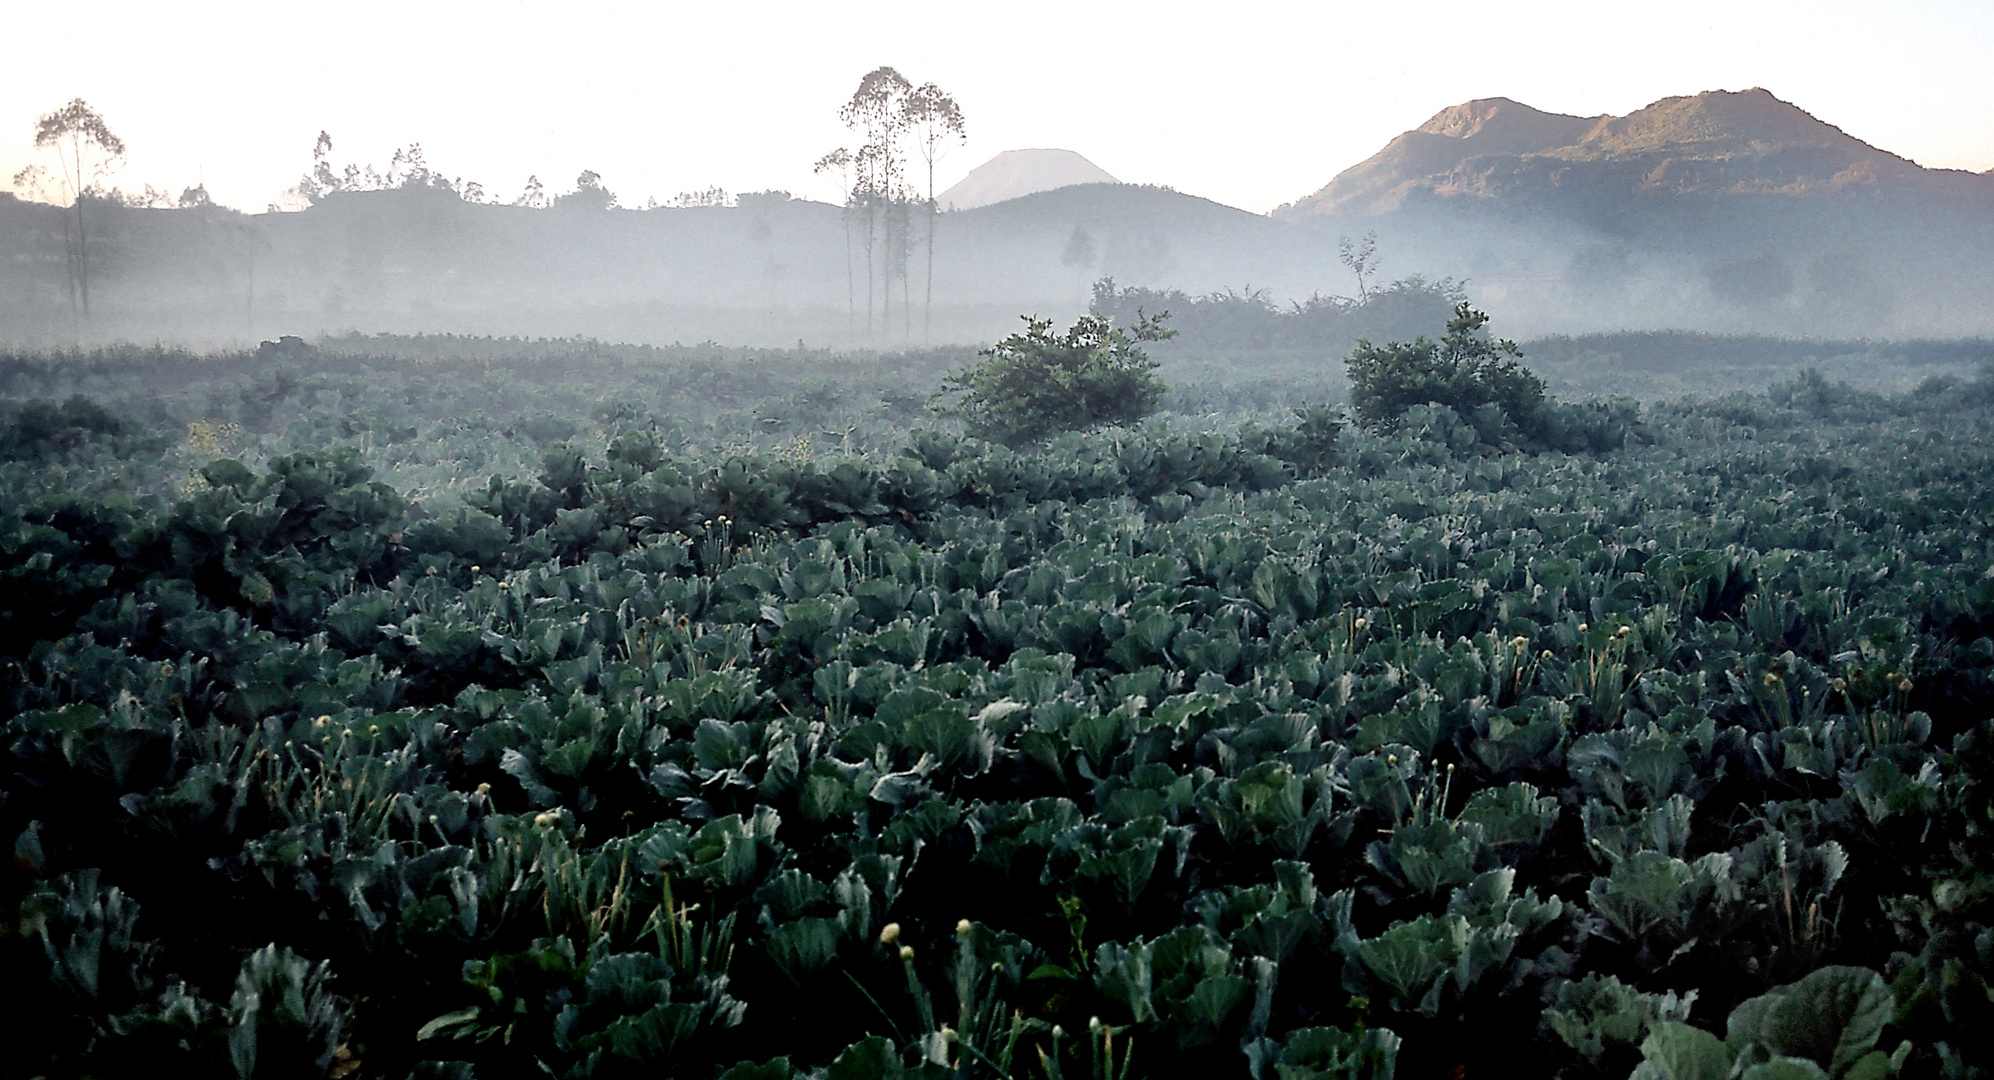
937 311 1172 447
1347 302 1544 432
0 395 149 460
1344 303 1640 452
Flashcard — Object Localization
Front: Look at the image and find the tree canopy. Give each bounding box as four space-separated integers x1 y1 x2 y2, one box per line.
1346 302 1544 431
937 310 1174 446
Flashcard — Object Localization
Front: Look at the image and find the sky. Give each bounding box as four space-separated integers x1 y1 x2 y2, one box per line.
3 0 1991 215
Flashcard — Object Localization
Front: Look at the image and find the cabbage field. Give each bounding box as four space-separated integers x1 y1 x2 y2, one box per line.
2 334 1992 1080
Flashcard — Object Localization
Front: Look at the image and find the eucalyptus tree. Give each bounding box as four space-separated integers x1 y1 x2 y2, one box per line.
30 98 125 324
294 131 340 203
813 147 856 335
1339 230 1381 302
236 219 268 342
839 67 912 337
902 82 966 342
515 175 549 208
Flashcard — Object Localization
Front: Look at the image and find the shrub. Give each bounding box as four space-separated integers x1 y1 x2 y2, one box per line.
937 311 1172 447
1346 303 1637 453
1346 303 1544 433
0 395 140 459
1527 397 1643 453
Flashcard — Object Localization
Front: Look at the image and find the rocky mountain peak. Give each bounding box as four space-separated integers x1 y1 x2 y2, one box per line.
1277 87 1955 218
1414 97 1598 156
1574 87 1901 161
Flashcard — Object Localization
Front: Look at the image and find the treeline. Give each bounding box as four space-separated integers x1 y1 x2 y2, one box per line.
1525 330 1994 370
1088 275 1468 353
0 337 976 428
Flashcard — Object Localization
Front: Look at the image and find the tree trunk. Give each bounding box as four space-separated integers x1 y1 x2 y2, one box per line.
61 210 80 331
842 204 854 340
73 197 90 322
924 156 936 343
901 200 911 340
863 195 875 338
882 195 896 339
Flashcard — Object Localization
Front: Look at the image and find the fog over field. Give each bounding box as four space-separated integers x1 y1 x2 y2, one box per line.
4 3 1993 351
8 7 1994 1080
4 83 1993 349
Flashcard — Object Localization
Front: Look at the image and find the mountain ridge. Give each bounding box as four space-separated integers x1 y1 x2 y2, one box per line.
4 89 1992 346
1278 87 1985 218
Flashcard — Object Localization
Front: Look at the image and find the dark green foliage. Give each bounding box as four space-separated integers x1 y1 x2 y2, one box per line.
936 312 1173 447
1526 331 1994 372
3 335 1993 1080
1627 966 1905 1080
1527 397 1644 453
1 394 157 459
1090 275 1467 355
1346 303 1545 434
1241 403 1343 475
1346 304 1646 454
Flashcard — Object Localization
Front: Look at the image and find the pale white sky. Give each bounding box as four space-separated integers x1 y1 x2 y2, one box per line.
3 0 1990 214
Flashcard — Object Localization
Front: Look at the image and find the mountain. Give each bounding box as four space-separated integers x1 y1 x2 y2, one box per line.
1280 88 1990 219
1273 88 1994 336
1282 97 1599 216
939 150 1118 210
4 91 1991 347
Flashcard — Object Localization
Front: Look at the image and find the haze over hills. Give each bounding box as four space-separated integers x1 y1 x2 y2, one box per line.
3 88 1990 347
1279 88 1967 217
1276 88 1994 336
938 149 1119 210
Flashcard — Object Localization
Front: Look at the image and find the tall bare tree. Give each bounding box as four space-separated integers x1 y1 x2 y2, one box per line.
30 99 125 325
839 67 911 338
1339 230 1381 303
236 220 268 343
902 83 965 342
813 148 856 337
851 144 883 336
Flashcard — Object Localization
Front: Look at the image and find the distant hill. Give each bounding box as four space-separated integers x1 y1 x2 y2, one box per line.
1274 88 1994 337
0 180 1334 349
1279 88 1972 218
4 90 1992 348
939 150 1118 210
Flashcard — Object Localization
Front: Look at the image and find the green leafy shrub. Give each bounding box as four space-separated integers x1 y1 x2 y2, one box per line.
1528 397 1644 453
936 311 1173 447
1346 304 1641 453
1 394 156 460
1346 303 1544 434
